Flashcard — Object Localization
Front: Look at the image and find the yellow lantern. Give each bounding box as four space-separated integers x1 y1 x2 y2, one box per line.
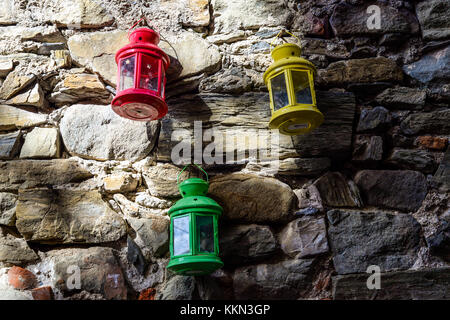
263 31 324 135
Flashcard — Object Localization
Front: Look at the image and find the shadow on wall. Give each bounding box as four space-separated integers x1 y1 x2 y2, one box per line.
159 95 213 163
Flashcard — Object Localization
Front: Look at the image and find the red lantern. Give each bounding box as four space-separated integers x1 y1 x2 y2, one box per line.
112 24 170 121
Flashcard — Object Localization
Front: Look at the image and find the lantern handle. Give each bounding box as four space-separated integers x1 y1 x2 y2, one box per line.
128 17 160 38
128 17 146 38
269 29 302 52
177 164 209 185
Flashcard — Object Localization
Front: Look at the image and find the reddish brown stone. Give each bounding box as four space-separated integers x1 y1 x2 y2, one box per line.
315 273 332 292
8 266 38 290
416 136 448 151
138 288 156 300
103 268 127 300
31 286 54 300
306 13 331 38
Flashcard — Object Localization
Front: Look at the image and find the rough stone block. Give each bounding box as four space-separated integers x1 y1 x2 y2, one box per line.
354 170 427 212
16 188 126 244
59 104 159 161
20 127 60 159
327 210 421 274
279 216 328 259
220 224 278 265
0 159 93 191
0 130 22 160
333 268 450 299
209 173 297 224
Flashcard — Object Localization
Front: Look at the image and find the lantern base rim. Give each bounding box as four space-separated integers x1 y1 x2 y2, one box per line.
167 255 224 276
269 105 324 135
112 89 168 121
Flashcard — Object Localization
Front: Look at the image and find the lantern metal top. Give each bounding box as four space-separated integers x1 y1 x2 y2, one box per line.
169 165 222 217
114 27 170 69
263 43 316 85
129 27 160 44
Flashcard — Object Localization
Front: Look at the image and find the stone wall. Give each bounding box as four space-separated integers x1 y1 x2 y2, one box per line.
0 0 449 300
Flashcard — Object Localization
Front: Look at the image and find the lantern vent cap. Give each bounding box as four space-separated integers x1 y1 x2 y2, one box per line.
178 177 209 198
271 43 302 61
129 27 160 45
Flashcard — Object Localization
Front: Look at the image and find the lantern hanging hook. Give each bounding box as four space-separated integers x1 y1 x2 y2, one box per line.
269 29 302 52
177 164 209 185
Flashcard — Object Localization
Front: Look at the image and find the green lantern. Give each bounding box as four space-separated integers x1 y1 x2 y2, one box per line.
167 165 223 276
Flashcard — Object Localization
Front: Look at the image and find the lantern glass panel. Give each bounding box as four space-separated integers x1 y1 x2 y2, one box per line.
292 70 313 105
196 215 215 253
160 67 166 98
119 55 136 91
139 54 159 91
270 72 289 111
173 215 190 256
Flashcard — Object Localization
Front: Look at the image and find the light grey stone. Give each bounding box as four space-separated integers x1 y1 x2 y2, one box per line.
67 30 128 85
211 0 290 34
16 188 127 244
209 173 297 224
142 163 190 198
20 127 60 159
44 0 114 28
5 83 46 109
0 25 65 43
59 104 159 161
127 216 169 258
0 0 16 25
0 193 17 226
159 31 222 79
279 216 329 259
0 105 47 131
0 159 93 191
0 60 13 77
0 227 39 265
135 192 172 209
113 193 168 218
